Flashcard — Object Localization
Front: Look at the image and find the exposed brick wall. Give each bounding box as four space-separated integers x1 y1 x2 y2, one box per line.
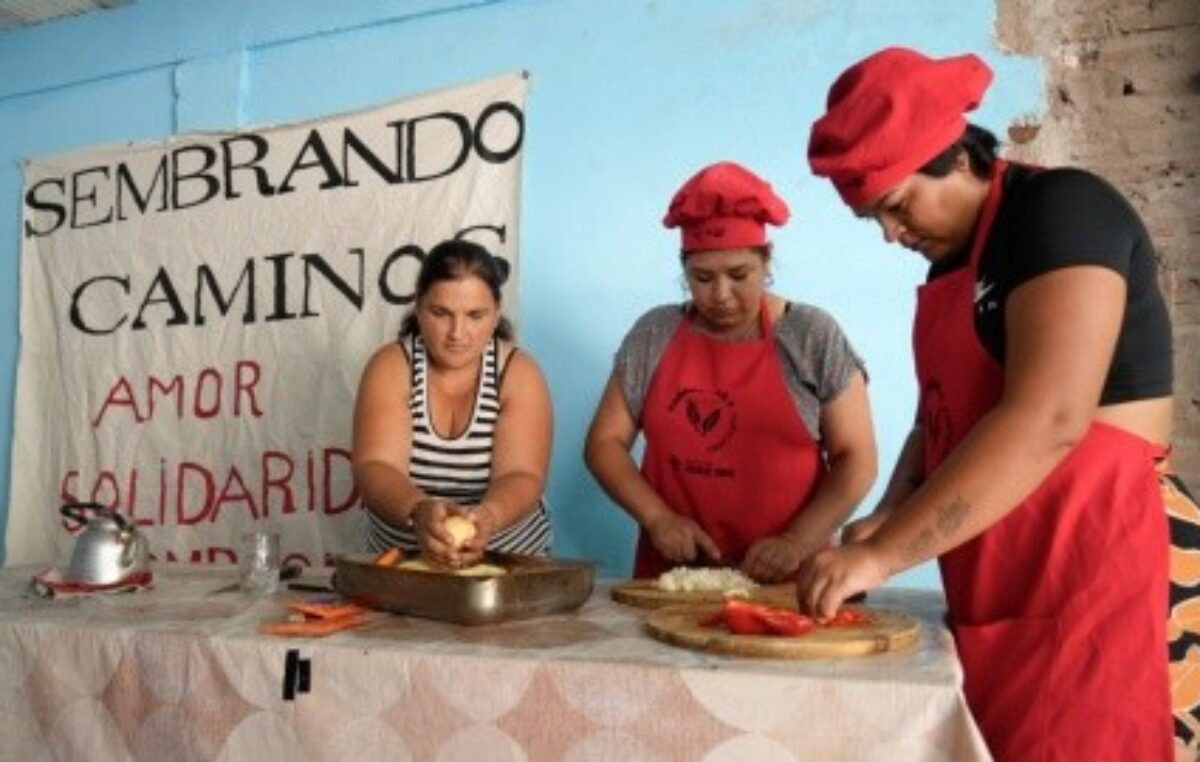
996 0 1200 489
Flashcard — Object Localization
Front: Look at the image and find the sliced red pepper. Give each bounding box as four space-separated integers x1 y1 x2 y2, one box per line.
823 608 870 627
756 608 815 637
721 599 772 635
699 610 726 628
715 599 815 637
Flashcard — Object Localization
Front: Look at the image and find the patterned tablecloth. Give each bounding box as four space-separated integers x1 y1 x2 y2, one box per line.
0 565 990 761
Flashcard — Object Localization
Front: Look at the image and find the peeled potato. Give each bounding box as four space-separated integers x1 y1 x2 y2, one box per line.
398 556 441 568
443 515 477 549
397 558 507 576
453 562 507 577
397 558 442 572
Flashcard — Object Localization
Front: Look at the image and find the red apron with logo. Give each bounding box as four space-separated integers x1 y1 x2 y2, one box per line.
915 160 1171 759
634 301 825 578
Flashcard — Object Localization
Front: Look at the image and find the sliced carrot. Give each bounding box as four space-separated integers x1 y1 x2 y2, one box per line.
285 601 368 620
259 613 368 637
374 547 403 567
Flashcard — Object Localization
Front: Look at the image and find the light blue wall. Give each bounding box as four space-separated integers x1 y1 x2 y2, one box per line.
0 0 1041 586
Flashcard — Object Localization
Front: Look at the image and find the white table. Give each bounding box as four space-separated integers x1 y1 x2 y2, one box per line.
0 565 989 760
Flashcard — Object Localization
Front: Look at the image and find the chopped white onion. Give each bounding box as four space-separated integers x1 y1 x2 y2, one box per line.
655 566 758 593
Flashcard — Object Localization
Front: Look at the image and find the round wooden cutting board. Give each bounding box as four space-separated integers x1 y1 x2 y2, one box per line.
611 579 795 609
646 603 920 659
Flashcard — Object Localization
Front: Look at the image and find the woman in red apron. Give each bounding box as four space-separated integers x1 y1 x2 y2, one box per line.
584 161 877 583
797 47 1183 759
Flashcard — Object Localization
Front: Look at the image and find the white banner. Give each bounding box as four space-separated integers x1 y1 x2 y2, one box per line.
8 73 528 570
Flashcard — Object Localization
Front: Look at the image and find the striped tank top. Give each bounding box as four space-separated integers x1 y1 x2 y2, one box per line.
365 334 552 555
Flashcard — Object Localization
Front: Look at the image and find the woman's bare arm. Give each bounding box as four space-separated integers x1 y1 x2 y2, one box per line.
743 371 877 580
800 266 1125 616
584 373 721 563
352 344 427 528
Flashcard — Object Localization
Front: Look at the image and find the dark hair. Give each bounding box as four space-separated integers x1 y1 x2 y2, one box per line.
399 239 513 340
678 243 773 266
917 123 1000 180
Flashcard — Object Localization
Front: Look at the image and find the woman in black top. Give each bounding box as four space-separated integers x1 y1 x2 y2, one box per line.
800 46 1196 759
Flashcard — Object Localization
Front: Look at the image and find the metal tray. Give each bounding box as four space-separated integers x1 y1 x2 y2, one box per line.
333 552 596 625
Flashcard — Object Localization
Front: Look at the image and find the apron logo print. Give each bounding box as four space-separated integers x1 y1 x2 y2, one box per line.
668 453 736 479
668 388 737 452
686 399 722 435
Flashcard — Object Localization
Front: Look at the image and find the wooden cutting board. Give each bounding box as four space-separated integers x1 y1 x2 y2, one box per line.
611 579 795 609
646 602 920 659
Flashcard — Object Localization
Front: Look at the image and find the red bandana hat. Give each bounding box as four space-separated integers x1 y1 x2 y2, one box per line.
662 161 790 252
807 47 993 208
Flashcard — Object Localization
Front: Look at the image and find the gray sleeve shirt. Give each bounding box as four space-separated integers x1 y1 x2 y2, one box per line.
613 302 866 439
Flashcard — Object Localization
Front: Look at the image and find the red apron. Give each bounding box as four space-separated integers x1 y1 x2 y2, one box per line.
915 159 1172 759
634 300 824 577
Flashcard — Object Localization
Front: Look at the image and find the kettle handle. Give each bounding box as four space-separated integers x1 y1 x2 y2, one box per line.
60 502 128 529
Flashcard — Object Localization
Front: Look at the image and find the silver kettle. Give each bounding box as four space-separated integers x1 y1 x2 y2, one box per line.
60 502 150 585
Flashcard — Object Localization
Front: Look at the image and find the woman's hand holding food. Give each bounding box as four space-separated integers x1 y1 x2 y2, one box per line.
413 499 467 566
796 541 889 621
840 509 891 545
741 535 807 583
645 511 721 565
452 503 499 565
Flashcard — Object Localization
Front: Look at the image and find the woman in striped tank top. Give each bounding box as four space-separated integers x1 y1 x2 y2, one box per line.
352 240 553 567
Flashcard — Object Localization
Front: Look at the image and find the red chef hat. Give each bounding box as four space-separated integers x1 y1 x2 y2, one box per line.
662 161 790 252
807 47 993 208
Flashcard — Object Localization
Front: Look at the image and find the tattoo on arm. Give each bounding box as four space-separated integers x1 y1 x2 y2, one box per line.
936 496 970 537
900 496 971 564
